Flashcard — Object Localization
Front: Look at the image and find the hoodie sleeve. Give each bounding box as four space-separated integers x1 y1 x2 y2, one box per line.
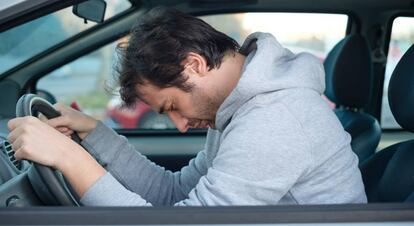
80 121 208 206
80 101 312 206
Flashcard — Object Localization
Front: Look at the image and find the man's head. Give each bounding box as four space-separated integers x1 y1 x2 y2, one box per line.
116 7 243 132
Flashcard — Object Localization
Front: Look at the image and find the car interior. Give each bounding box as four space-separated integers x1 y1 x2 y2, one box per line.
0 0 413 225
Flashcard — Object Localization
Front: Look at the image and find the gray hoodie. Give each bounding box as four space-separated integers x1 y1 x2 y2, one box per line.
80 32 367 206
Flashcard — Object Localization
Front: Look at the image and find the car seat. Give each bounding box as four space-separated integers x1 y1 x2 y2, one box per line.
324 34 381 164
360 44 414 202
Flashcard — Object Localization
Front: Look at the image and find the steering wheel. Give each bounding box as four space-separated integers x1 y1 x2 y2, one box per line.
16 94 81 206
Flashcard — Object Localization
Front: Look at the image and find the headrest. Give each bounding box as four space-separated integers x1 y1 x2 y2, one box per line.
324 35 372 108
388 44 414 132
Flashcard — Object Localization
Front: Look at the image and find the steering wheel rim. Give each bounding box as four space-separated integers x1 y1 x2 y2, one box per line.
16 94 81 206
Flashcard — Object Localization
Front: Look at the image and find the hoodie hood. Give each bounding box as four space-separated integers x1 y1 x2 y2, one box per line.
215 32 325 131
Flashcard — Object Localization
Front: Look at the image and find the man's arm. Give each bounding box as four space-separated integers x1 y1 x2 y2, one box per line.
80 121 209 206
41 103 208 206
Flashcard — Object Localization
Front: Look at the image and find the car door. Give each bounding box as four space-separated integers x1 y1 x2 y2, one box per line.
0 0 414 225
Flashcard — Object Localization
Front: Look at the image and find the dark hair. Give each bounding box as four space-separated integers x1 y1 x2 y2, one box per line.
116 7 240 106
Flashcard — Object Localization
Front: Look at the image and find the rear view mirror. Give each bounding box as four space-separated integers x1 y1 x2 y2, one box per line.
73 0 107 23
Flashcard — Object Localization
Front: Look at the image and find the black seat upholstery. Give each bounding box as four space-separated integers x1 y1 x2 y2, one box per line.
407 192 414 202
360 44 414 203
324 34 381 164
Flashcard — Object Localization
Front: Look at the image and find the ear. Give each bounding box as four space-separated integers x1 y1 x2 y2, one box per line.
181 52 208 76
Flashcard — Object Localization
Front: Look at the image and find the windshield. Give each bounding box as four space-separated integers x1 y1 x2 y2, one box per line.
0 0 131 75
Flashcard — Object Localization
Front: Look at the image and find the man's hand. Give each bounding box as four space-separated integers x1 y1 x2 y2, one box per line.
7 116 105 198
7 116 80 169
41 103 98 139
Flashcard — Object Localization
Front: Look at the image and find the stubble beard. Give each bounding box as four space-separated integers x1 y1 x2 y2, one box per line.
189 86 223 128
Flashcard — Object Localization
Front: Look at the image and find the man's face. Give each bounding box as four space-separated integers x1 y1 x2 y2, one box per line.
137 81 222 133
135 51 243 132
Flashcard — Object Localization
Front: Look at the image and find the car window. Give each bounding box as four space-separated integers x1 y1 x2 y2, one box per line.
0 0 131 75
381 17 414 129
201 13 348 59
37 13 348 130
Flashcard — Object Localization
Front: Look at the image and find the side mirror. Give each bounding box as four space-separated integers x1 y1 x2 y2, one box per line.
73 0 107 24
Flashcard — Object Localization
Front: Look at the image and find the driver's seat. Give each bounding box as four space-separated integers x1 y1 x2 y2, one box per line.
360 44 414 202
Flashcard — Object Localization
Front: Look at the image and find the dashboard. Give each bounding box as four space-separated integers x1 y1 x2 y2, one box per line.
0 119 21 185
0 118 43 207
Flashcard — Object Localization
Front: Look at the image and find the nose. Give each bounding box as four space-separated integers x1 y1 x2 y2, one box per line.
167 111 189 133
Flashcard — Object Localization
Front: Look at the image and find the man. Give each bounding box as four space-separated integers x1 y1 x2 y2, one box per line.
8 7 367 206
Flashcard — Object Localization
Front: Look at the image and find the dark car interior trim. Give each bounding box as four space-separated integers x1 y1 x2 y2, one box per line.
0 204 414 225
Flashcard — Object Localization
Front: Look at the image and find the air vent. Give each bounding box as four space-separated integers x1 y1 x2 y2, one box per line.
1 141 21 170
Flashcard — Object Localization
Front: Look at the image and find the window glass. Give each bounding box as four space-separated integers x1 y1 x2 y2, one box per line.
200 13 348 60
37 40 123 128
381 17 414 129
38 13 348 129
0 0 131 75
